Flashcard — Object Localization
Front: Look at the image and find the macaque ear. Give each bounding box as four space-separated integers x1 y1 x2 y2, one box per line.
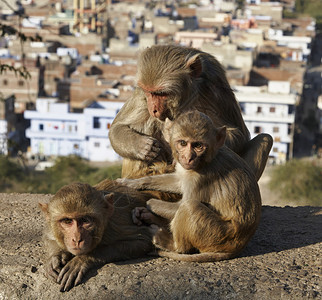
186 54 202 78
163 118 173 143
38 202 50 221
215 126 226 148
103 193 114 216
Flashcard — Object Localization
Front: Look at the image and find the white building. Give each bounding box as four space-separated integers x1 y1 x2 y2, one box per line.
24 98 124 162
234 81 297 164
0 120 8 155
267 29 312 61
0 95 16 156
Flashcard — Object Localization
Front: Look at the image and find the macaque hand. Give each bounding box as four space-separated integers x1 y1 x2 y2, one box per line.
137 136 162 162
57 256 92 292
132 207 155 225
45 252 72 281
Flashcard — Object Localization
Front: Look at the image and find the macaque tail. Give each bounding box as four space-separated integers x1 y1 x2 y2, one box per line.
156 250 234 262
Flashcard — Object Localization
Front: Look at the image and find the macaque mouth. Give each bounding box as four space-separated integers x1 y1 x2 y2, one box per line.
70 247 87 255
181 160 197 170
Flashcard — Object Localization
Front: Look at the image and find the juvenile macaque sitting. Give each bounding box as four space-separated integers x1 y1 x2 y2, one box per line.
118 110 262 262
39 181 155 292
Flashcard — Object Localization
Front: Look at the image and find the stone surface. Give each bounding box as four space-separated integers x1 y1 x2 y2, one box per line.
0 192 321 299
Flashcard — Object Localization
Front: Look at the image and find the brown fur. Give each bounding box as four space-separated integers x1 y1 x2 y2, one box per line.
118 111 262 262
109 45 259 180
39 181 154 292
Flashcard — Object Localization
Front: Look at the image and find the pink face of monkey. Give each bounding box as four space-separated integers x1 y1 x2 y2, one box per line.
138 83 171 121
58 214 96 255
174 138 208 170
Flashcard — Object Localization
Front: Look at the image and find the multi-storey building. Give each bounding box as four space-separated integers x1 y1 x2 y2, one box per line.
24 97 124 161
235 81 297 164
0 95 16 155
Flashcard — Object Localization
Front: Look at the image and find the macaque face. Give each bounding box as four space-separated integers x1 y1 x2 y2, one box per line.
138 83 171 121
58 214 96 255
175 138 207 170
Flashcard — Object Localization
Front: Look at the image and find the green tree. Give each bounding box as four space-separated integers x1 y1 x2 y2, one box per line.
23 156 122 194
0 155 24 190
0 0 42 86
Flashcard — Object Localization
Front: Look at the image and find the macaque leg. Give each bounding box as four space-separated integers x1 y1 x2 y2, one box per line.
153 227 176 252
131 205 177 252
147 198 180 220
170 205 196 254
241 133 273 181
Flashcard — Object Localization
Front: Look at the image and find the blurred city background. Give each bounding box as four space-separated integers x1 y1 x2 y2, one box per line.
0 0 321 206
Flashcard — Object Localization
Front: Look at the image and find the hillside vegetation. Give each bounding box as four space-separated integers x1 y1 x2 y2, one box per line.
0 155 121 194
285 0 322 30
269 158 322 206
1 155 321 206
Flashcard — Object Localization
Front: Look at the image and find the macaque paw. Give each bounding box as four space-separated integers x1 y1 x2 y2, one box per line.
139 137 161 162
57 256 91 292
46 252 72 281
132 207 154 225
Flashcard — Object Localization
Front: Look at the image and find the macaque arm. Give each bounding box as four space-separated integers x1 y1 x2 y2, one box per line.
117 173 181 193
147 198 180 220
57 240 151 292
109 96 162 162
240 133 273 181
43 236 72 281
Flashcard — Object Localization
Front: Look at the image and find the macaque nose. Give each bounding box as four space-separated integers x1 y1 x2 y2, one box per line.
72 236 83 247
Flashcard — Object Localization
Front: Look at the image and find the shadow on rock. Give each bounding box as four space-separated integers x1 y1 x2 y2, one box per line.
242 206 322 256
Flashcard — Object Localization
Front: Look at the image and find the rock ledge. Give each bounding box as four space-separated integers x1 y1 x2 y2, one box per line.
0 193 321 299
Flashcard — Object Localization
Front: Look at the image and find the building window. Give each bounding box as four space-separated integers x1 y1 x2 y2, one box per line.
107 123 111 129
269 107 276 113
94 142 100 148
274 137 281 142
18 80 24 86
257 106 262 113
273 126 279 133
39 124 44 131
3 79 8 86
288 105 295 114
239 103 245 113
75 125 78 132
93 117 100 129
288 124 292 135
273 147 278 153
73 144 79 149
254 126 262 133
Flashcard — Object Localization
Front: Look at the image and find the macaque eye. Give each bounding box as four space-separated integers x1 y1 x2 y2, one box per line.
179 140 187 147
79 216 92 224
60 218 73 225
152 91 169 97
193 142 205 152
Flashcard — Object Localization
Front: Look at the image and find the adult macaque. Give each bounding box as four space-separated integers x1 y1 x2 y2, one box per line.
39 181 154 292
118 111 262 262
109 45 272 180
